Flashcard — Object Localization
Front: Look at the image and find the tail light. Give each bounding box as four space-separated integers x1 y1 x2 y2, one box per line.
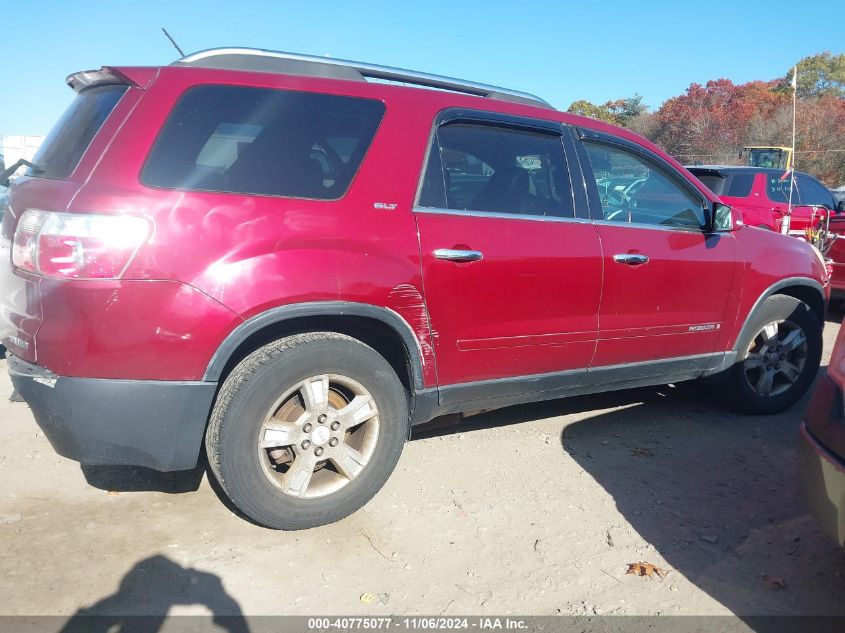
12 210 151 279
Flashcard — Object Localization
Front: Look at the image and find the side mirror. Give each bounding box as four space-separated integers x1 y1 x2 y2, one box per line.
836 199 845 213
712 202 740 232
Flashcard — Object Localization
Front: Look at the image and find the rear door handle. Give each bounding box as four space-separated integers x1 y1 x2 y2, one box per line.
613 253 649 265
434 248 484 262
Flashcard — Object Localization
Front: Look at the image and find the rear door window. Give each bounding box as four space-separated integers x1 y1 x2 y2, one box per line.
417 122 572 218
31 84 128 180
142 85 385 200
766 174 800 204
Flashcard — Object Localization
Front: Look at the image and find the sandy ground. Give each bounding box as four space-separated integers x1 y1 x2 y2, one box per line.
2 317 845 622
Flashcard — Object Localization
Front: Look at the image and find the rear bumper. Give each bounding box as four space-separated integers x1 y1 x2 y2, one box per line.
9 355 217 471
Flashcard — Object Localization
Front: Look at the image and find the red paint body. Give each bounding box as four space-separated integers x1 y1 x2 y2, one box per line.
0 63 830 390
720 172 828 233
827 215 845 297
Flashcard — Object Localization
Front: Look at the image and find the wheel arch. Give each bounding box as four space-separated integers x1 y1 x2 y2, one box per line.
732 277 826 352
203 302 428 395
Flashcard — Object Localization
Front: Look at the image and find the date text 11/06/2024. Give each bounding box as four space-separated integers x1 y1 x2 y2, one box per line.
306 617 528 630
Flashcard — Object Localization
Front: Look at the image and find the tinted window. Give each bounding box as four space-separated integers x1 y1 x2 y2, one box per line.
584 142 705 229
32 85 127 179
796 175 835 209
694 174 726 196
766 174 799 204
725 173 754 197
418 122 571 217
142 86 385 200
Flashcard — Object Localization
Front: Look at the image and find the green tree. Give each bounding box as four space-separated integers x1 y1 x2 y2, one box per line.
614 93 648 126
566 99 621 125
777 51 845 98
567 95 648 127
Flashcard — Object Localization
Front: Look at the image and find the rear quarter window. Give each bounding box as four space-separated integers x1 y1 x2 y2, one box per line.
725 173 754 197
141 85 385 200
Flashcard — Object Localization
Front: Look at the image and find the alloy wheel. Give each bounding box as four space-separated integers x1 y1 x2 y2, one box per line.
742 319 808 397
258 374 379 498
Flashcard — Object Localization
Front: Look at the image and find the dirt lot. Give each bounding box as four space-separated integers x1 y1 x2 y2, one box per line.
2 316 845 621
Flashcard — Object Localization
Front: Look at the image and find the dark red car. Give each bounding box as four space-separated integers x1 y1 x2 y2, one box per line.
687 165 840 234
799 316 845 548
0 49 830 529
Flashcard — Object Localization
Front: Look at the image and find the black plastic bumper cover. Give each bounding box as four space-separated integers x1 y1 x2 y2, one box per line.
8 355 217 471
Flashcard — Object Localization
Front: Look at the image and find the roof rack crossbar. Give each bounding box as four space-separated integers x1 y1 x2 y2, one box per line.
174 48 553 109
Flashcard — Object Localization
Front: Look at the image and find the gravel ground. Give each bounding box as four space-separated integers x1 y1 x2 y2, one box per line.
1 317 844 621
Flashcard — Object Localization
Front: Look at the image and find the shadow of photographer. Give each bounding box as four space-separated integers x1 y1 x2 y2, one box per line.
59 555 249 633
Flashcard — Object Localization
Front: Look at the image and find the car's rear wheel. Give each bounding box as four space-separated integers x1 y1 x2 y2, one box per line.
206 332 409 529
713 295 821 414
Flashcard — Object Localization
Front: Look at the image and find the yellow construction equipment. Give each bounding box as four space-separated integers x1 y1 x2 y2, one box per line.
741 146 793 170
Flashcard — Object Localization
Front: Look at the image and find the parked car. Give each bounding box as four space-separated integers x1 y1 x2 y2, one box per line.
686 165 840 234
798 320 845 548
0 49 830 529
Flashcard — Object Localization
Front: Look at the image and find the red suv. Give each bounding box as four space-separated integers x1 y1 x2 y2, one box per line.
0 49 830 529
686 165 840 234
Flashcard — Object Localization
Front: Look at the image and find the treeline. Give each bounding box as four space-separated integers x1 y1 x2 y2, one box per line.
568 52 845 185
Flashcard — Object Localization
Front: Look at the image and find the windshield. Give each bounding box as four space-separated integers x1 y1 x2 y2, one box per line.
30 84 127 180
747 149 785 169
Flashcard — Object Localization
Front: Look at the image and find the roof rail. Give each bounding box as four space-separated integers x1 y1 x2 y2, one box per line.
174 48 554 109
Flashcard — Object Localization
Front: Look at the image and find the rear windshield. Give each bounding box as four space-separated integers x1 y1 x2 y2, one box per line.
692 173 725 196
31 84 127 179
141 85 386 200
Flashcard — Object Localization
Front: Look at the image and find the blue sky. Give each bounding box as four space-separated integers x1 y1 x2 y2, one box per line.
2 0 842 135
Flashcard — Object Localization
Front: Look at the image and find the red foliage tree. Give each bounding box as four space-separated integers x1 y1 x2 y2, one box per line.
653 79 788 165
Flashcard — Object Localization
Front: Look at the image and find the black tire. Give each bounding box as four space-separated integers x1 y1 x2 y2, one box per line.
712 295 821 415
206 332 409 530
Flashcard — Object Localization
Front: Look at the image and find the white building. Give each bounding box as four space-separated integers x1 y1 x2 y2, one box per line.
1 135 45 171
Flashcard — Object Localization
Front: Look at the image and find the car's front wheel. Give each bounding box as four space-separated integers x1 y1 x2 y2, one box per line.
714 295 822 415
206 332 409 529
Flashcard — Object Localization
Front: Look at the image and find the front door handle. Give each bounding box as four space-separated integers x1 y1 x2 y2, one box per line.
613 253 649 266
434 248 484 263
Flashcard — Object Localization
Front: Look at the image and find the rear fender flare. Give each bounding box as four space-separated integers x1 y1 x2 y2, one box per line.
202 301 426 390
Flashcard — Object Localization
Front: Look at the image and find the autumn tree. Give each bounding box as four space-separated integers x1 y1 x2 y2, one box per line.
567 55 845 184
651 79 788 164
